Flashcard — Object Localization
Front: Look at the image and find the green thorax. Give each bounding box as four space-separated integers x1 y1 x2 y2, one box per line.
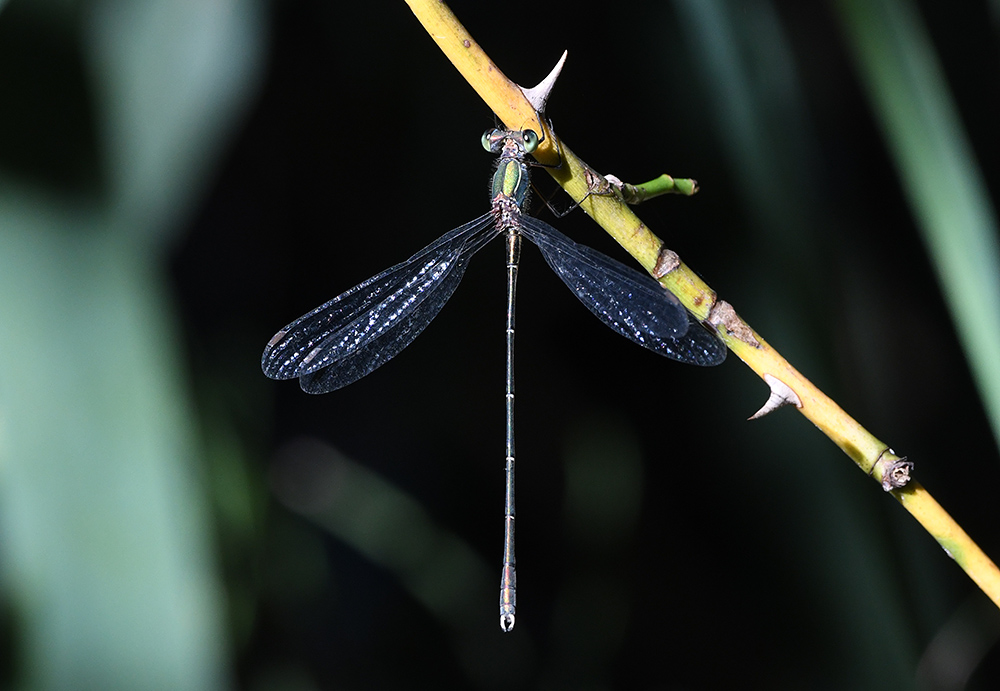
491 157 530 208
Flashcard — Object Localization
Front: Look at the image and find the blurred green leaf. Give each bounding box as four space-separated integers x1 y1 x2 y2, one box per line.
837 0 1000 451
0 0 264 688
85 0 266 244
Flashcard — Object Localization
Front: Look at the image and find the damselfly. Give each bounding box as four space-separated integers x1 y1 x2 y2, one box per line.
262 127 726 632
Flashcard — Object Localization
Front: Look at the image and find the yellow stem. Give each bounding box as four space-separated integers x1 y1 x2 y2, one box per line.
404 0 1000 609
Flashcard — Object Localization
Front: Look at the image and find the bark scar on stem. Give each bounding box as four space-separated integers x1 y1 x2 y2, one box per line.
653 247 680 278
869 448 914 491
749 373 802 420
707 300 760 348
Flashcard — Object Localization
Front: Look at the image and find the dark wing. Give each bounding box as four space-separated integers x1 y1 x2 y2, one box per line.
262 213 498 393
519 215 726 366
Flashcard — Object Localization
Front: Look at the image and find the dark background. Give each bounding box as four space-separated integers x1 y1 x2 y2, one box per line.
2 0 999 688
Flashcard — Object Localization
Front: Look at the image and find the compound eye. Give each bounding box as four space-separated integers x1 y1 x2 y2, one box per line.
481 128 503 152
521 129 539 153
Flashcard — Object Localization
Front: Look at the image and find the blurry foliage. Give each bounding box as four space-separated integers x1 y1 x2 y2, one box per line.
0 0 264 689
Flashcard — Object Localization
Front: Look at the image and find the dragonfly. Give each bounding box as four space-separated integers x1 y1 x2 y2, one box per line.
262 127 727 632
